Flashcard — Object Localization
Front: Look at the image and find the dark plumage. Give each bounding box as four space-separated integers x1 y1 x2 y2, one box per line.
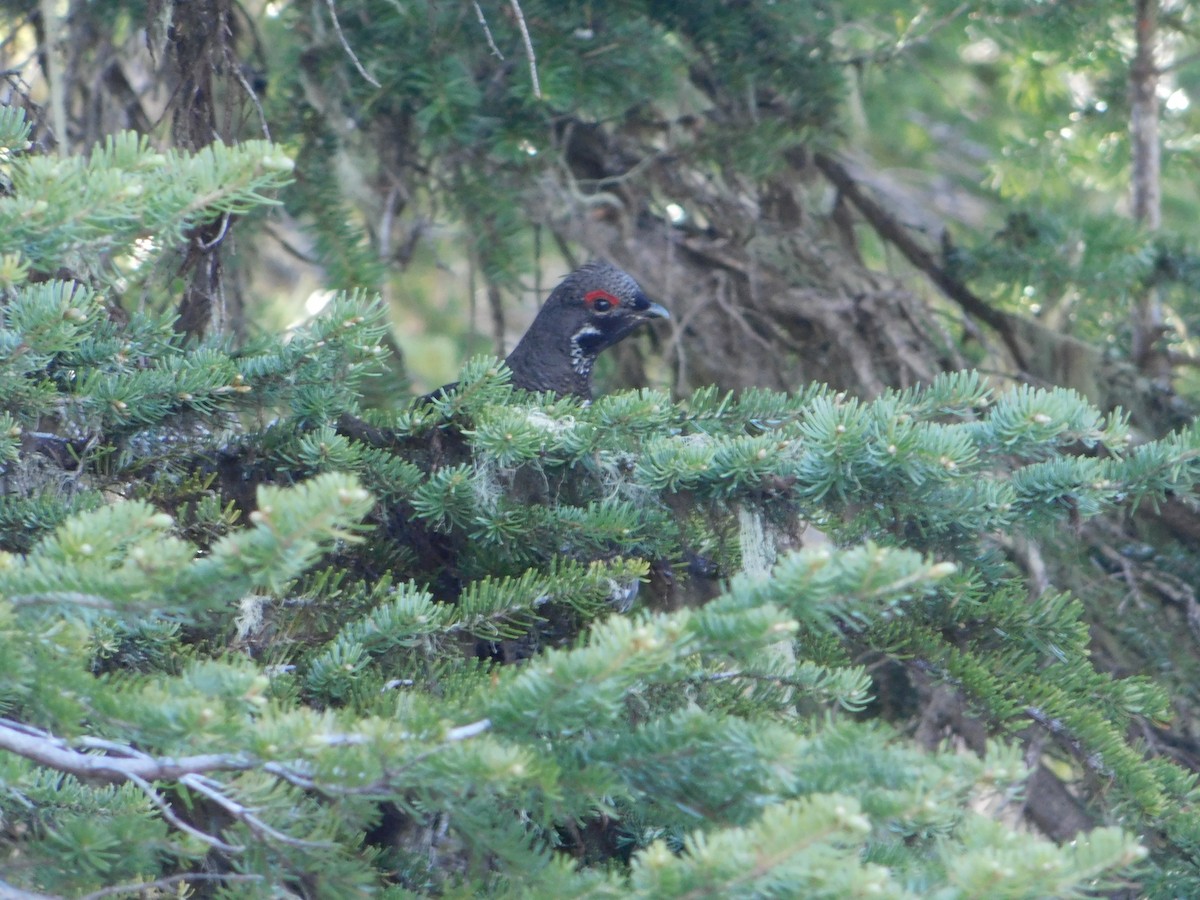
498 262 669 398
414 262 668 407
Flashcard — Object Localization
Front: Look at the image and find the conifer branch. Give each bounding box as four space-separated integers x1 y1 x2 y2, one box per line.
0 718 255 782
0 714 491 786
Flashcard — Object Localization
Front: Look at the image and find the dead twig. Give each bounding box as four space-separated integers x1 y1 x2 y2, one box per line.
323 0 380 88
472 1 504 59
509 0 541 98
126 772 245 853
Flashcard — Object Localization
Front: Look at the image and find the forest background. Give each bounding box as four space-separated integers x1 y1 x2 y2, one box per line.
3 1 1200 897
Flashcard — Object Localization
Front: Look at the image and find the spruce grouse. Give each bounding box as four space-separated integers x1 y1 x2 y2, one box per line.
499 261 669 398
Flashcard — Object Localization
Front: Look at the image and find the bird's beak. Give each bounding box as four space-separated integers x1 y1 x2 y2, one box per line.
640 301 670 320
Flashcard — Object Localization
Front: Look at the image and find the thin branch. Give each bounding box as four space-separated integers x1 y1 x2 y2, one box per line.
179 772 333 849
197 212 232 250
570 149 666 188
78 873 265 900
1167 350 1200 369
445 717 492 741
8 592 116 610
0 717 256 782
75 736 146 758
323 0 380 88
1159 47 1200 75
0 715 492 846
378 183 399 265
829 3 970 67
263 760 317 789
298 720 495 800
230 60 271 141
263 222 320 265
812 152 1028 369
0 877 56 900
1026 705 1114 777
126 772 244 853
472 1 504 59
508 0 541 98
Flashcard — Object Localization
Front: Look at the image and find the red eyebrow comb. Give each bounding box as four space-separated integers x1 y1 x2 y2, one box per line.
585 289 620 306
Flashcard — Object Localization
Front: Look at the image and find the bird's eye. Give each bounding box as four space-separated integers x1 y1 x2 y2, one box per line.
585 289 620 313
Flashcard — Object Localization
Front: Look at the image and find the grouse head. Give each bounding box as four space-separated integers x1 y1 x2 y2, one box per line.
504 262 669 399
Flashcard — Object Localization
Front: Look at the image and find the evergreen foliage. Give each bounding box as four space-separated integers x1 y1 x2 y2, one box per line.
1 104 1200 896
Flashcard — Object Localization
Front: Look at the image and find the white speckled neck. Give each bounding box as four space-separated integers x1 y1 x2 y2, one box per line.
570 325 602 377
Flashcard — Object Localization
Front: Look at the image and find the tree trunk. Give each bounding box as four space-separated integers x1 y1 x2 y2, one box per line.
1130 0 1170 383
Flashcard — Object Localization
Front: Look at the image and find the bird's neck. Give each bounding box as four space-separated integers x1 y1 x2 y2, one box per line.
505 328 595 399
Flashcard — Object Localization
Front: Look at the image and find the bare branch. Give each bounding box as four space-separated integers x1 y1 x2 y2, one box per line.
0 715 491 848
263 760 318 789
197 212 232 251
0 718 254 782
1168 350 1200 369
445 717 492 741
324 0 381 89
509 0 541 98
812 152 1028 369
472 2 504 59
231 63 271 141
0 877 56 900
179 773 333 849
126 772 244 853
829 3 970 67
299 719 494 800
1159 47 1200 75
8 591 117 610
0 719 328 851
